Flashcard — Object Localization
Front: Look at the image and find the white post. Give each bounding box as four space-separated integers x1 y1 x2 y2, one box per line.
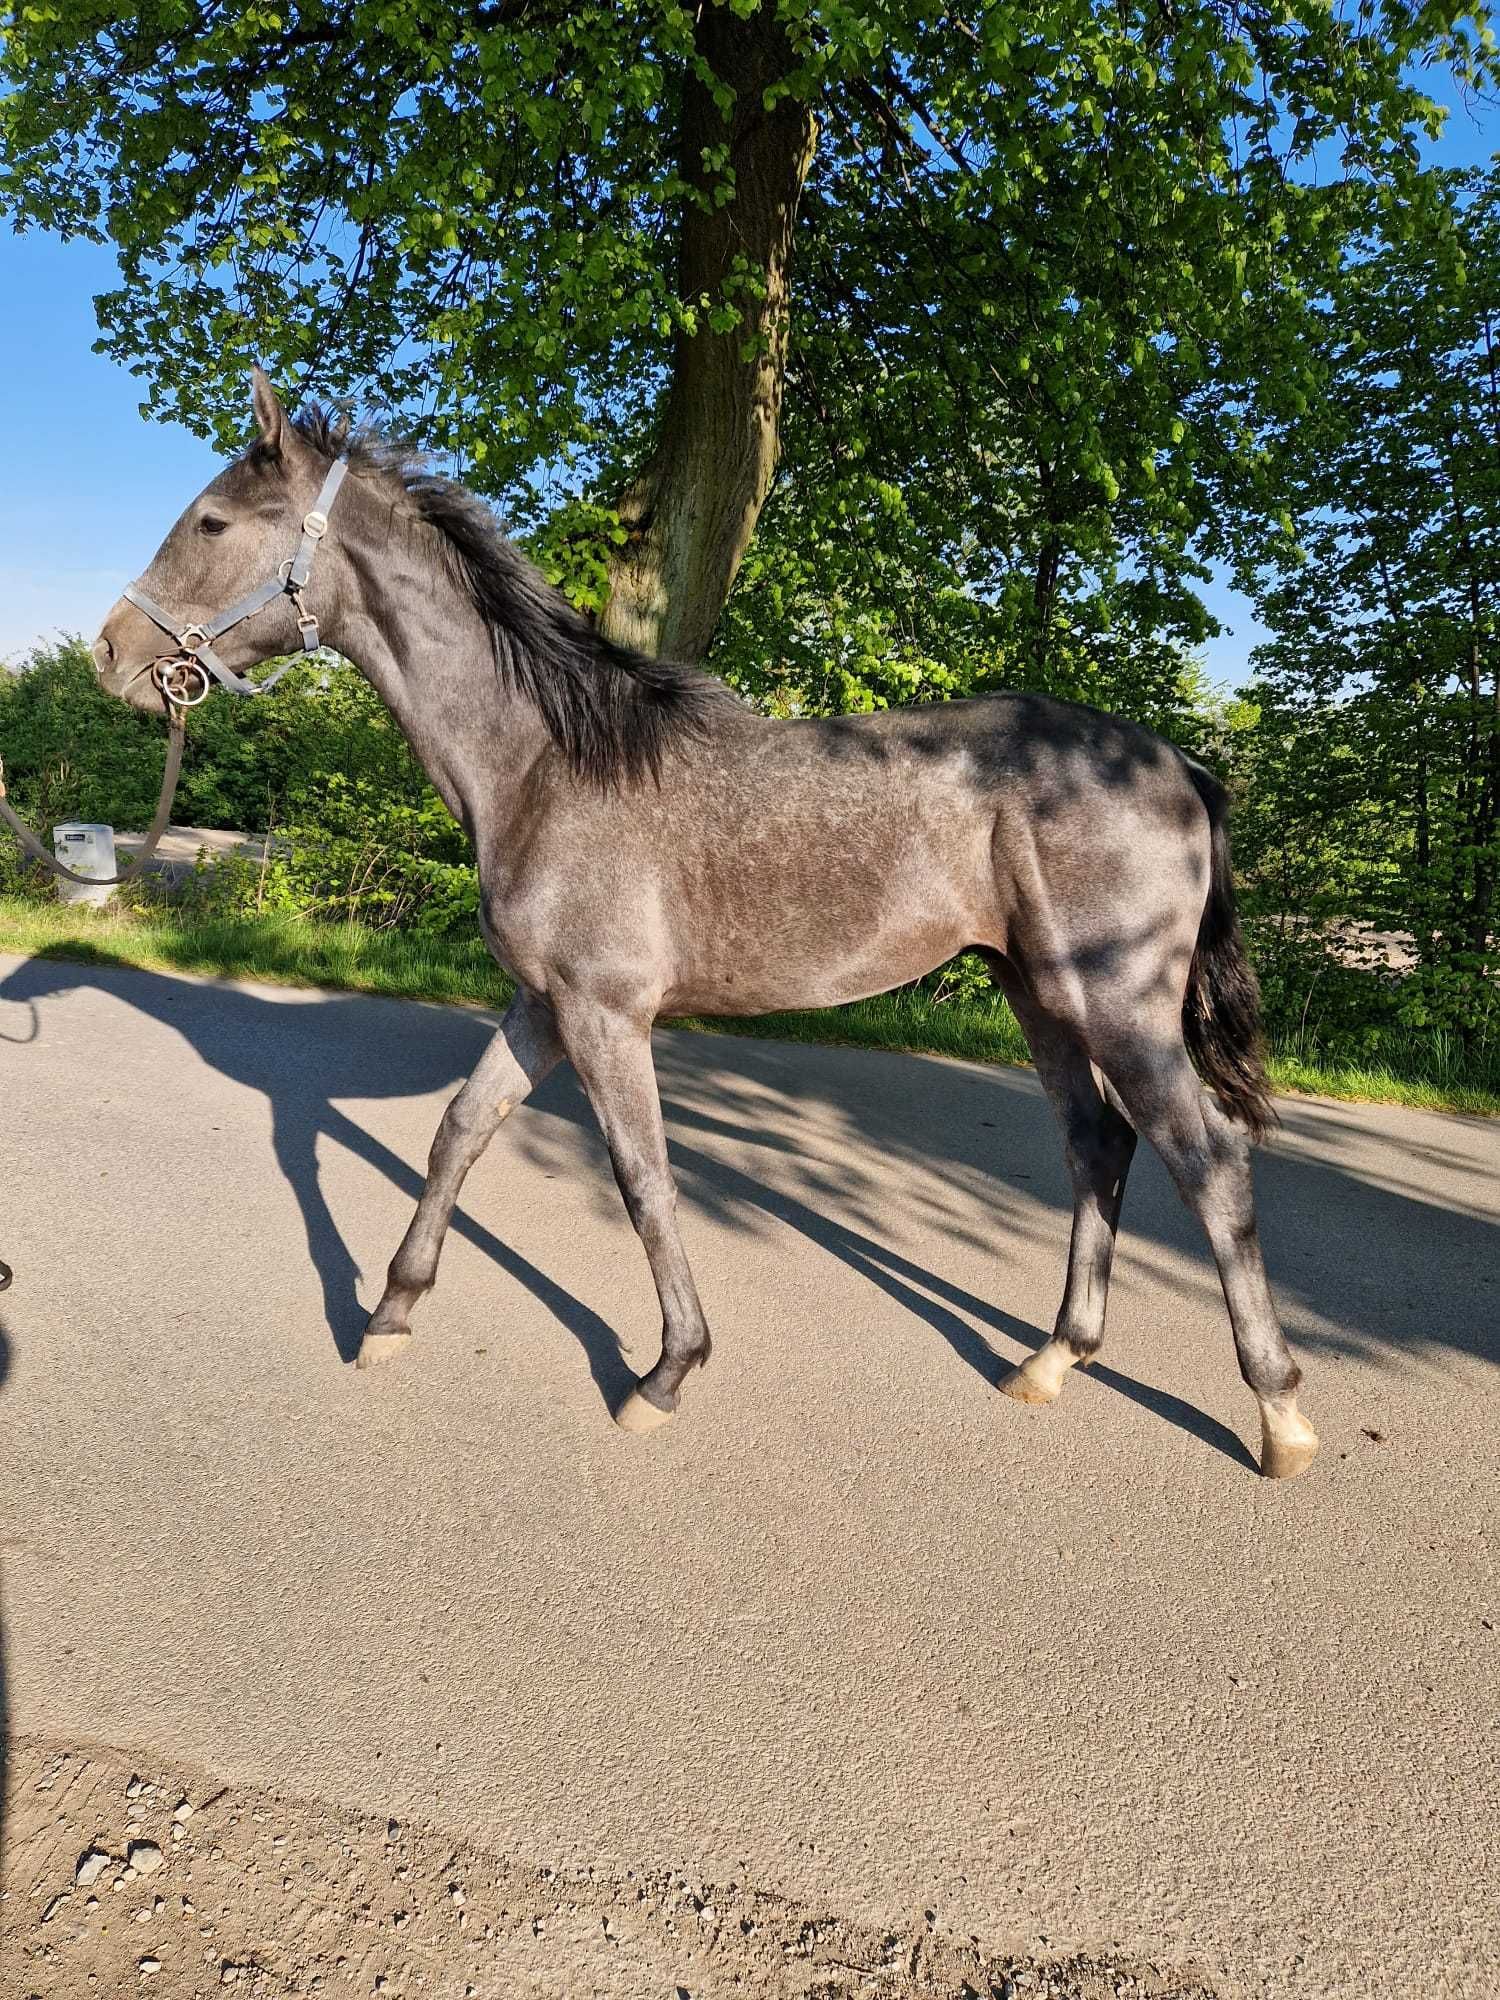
52 822 118 909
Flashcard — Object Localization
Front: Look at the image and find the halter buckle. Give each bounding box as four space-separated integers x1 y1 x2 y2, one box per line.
302 510 329 539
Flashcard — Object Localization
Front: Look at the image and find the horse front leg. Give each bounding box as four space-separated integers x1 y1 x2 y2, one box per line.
356 987 563 1367
554 1000 711 1432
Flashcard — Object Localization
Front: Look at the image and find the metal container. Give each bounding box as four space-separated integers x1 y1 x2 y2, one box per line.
52 822 117 908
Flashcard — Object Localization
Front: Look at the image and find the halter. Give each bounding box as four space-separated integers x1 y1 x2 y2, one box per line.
120 457 350 708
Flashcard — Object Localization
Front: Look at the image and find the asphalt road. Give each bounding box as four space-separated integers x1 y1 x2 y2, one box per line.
1 953 1496 1998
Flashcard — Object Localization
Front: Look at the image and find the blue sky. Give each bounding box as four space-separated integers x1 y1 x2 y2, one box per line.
1 80 1495 678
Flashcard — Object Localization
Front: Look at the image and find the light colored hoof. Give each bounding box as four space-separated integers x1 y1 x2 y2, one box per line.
1259 1397 1320 1479
355 1330 411 1371
998 1361 1061 1406
999 1339 1087 1406
614 1387 675 1434
1260 1430 1319 1480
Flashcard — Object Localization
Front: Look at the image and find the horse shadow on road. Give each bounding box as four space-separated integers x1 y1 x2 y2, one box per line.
2 951 1496 1478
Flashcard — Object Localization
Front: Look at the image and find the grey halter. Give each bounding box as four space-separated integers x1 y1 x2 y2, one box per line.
121 457 349 706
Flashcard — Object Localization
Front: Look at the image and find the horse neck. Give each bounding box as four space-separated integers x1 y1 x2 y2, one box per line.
329 499 552 851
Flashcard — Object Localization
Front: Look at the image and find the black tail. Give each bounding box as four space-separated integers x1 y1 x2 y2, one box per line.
1181 761 1276 1144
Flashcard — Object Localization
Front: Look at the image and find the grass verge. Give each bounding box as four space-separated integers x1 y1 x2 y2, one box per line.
0 896 1494 1117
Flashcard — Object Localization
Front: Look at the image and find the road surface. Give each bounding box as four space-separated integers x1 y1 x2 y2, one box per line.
1 953 1496 1998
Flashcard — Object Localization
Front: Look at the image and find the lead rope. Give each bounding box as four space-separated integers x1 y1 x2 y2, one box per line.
0 711 186 886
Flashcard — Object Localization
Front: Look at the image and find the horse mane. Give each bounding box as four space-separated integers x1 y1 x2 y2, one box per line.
290 407 729 787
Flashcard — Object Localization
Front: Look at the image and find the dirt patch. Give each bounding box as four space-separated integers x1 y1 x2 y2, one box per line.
2 1739 1225 2000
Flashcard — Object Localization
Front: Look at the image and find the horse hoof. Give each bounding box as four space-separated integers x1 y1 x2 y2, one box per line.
614 1387 675 1433
356 1330 411 1371
998 1360 1061 1406
1259 1399 1319 1479
1260 1431 1319 1480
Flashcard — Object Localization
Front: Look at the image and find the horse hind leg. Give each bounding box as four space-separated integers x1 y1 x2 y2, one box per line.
992 986 1137 1406
1092 1015 1318 1478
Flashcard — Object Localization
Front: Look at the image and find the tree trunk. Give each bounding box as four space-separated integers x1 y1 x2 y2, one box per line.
598 6 816 663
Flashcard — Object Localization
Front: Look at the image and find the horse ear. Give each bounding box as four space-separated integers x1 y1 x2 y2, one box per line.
251 366 287 455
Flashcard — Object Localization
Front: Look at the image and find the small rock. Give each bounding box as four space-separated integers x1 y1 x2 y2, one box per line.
221 1968 239 1987
172 1827 185 1844
126 1777 145 1800
139 1960 162 1977
173 1801 194 1824
128 1842 164 1877
42 1892 69 1923
448 1885 465 1908
76 1849 112 1889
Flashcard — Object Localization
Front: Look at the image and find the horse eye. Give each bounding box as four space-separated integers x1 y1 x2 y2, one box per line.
199 514 230 537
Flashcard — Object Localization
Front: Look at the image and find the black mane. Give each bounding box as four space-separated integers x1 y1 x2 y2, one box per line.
291 407 729 786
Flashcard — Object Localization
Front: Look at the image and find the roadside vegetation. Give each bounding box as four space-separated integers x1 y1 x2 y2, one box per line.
3 895 1494 1117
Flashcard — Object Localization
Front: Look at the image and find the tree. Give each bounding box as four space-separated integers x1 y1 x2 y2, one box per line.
5 0 1492 666
1228 168 1500 1043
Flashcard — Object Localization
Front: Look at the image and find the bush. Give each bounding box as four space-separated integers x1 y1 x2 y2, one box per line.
1 637 482 934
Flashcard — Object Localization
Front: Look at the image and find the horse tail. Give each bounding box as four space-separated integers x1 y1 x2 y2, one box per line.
1180 759 1276 1144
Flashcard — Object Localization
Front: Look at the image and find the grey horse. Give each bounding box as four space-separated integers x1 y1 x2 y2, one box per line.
91 372 1318 1479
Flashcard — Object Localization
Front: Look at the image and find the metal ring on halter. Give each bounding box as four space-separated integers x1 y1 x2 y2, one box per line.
154 657 212 708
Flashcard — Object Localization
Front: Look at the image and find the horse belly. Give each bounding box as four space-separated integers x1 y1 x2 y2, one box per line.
660 846 993 1017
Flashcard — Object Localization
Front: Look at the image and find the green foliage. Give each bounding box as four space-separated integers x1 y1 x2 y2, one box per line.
0 638 477 931
3 0 1490 567
0 637 177 832
1224 166 1500 1050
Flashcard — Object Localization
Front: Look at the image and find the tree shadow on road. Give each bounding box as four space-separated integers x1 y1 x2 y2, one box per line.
2 953 1494 1483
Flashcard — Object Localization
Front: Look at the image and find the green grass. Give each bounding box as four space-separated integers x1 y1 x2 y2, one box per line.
0 894 1494 1116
